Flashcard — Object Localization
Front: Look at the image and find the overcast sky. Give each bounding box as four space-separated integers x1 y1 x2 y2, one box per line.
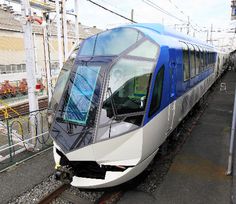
1 0 234 51
66 0 234 50
70 0 231 30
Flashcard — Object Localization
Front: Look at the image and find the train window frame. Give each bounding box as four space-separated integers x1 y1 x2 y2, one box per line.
127 39 159 59
199 47 204 72
189 44 196 79
194 45 200 75
181 42 190 81
206 50 209 69
78 27 144 57
148 66 165 118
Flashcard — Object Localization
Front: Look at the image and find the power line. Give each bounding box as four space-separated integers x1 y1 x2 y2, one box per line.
142 0 187 23
86 0 137 23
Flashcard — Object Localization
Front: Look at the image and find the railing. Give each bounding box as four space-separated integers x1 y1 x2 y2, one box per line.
0 108 51 171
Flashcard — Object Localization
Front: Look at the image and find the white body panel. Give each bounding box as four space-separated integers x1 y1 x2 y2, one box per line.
53 69 219 188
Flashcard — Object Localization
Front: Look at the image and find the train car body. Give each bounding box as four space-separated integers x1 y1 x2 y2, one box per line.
48 24 227 188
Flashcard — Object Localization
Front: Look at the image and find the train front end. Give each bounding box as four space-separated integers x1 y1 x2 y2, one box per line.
48 26 160 188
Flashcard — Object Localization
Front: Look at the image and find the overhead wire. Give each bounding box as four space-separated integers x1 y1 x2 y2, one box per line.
85 0 137 23
142 0 187 23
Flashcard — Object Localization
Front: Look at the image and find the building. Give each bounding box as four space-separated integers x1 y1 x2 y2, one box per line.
0 4 102 83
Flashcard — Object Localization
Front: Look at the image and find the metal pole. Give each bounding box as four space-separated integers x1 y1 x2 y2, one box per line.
210 24 213 45
62 0 68 60
206 30 209 43
56 0 63 69
43 13 52 101
187 16 190 35
131 9 134 23
226 85 236 175
6 119 13 161
33 33 38 75
74 0 79 42
20 0 39 140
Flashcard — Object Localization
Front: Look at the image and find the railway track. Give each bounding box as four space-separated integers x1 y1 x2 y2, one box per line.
38 184 94 204
0 97 48 119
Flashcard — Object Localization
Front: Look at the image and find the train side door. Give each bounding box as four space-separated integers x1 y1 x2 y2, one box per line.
166 48 176 135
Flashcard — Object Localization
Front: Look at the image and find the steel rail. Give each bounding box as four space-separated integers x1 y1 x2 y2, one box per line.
38 184 69 204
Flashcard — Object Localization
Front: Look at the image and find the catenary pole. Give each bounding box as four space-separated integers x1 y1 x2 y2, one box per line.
62 0 68 60
74 0 79 42
56 0 63 69
20 0 39 139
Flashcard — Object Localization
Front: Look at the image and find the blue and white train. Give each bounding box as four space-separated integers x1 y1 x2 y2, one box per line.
48 23 227 188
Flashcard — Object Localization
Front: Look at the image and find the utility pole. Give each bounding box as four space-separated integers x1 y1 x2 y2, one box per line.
20 0 39 138
210 24 213 45
187 16 190 35
62 0 68 60
43 13 52 101
56 0 63 69
74 0 79 42
206 29 209 42
131 9 134 23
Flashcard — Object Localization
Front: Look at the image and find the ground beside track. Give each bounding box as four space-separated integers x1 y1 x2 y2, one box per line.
0 148 55 204
118 71 236 204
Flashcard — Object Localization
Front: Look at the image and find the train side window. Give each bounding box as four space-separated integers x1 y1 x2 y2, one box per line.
189 44 196 78
200 48 204 72
148 66 164 117
206 51 209 69
195 46 200 75
202 50 205 70
182 43 190 81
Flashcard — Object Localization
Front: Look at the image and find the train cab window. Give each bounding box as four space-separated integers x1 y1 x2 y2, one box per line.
128 40 159 59
94 28 141 56
189 44 196 78
79 35 96 56
49 58 74 112
96 58 155 141
63 65 101 125
182 43 190 81
148 66 164 117
103 58 154 115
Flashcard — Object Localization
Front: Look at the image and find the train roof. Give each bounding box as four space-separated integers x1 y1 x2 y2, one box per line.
126 23 214 50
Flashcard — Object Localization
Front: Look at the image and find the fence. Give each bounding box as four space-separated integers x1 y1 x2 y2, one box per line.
0 108 52 171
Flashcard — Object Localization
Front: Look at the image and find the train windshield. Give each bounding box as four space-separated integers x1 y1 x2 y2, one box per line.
49 27 160 152
49 50 77 112
63 65 100 125
79 27 141 56
96 40 159 141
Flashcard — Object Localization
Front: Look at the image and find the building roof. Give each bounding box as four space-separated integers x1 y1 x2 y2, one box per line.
0 5 102 40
